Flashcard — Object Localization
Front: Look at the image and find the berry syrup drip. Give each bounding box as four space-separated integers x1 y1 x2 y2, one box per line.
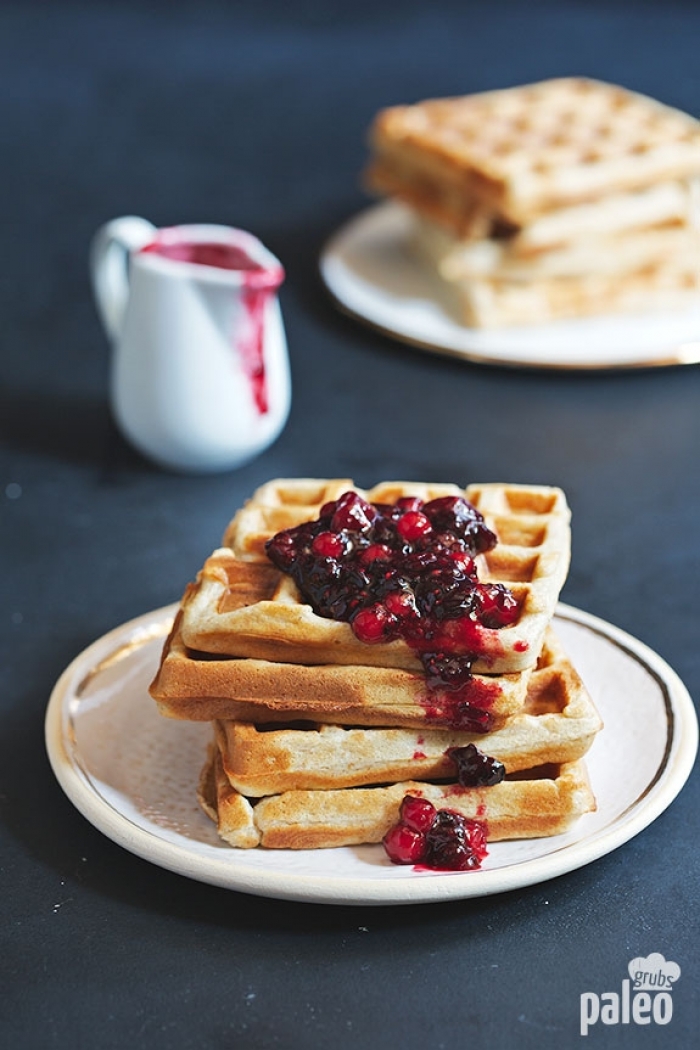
140 237 285 415
265 491 520 729
383 795 489 871
238 282 271 414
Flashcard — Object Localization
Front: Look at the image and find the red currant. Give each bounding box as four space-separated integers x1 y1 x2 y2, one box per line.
396 511 433 543
382 824 425 865
351 603 397 643
399 795 437 834
311 531 345 558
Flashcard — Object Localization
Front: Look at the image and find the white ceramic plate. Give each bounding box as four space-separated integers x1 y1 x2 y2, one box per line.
320 202 700 370
45 602 697 906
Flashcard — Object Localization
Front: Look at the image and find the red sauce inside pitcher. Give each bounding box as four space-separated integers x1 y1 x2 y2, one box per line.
141 239 265 273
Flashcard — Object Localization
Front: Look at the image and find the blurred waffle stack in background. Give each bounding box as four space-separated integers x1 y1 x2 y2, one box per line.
366 78 700 327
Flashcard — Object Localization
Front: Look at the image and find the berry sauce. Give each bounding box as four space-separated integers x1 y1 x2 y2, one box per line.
265 491 520 730
238 282 271 414
141 240 267 272
446 743 506 787
383 795 489 871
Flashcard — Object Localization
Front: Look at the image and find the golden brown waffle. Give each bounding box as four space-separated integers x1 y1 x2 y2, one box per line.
367 78 700 229
413 213 699 282
496 181 697 254
214 631 602 795
454 262 700 328
177 479 571 675
150 612 532 729
505 181 696 254
199 750 596 850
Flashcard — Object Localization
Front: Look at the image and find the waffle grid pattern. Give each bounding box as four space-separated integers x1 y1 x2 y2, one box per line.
177 480 571 675
369 78 700 224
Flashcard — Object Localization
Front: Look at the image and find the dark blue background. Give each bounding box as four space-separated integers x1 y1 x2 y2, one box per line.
1 2 698 1047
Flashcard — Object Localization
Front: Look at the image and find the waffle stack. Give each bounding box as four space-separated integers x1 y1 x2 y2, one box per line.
366 78 700 327
150 479 600 856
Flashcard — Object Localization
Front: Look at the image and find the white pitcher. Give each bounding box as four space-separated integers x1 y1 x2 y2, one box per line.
90 217 291 473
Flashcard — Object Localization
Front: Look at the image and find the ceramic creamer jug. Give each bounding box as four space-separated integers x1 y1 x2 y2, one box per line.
90 217 291 472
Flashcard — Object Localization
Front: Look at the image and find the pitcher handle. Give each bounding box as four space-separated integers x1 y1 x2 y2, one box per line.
90 216 157 342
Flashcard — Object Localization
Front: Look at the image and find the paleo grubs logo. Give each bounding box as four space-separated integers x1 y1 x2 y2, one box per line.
580 953 681 1036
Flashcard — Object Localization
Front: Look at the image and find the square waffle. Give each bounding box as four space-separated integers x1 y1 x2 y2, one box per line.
480 181 698 256
452 262 700 329
150 611 533 729
199 750 596 850
212 630 602 795
176 479 571 675
413 211 699 282
367 78 700 229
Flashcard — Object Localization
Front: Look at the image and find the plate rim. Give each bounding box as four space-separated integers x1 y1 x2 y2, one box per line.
44 602 698 906
319 201 700 373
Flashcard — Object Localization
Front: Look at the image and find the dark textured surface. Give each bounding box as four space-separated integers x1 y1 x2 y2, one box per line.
1 2 698 1047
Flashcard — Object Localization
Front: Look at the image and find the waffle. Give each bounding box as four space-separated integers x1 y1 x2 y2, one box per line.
367 78 700 229
213 631 602 795
178 480 571 675
151 612 532 729
500 181 697 254
453 261 700 329
199 750 596 850
414 213 699 282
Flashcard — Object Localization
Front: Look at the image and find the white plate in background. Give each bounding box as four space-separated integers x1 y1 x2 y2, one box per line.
320 202 700 370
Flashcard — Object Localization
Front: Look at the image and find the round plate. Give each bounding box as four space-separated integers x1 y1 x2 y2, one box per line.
45 602 697 906
319 202 700 371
